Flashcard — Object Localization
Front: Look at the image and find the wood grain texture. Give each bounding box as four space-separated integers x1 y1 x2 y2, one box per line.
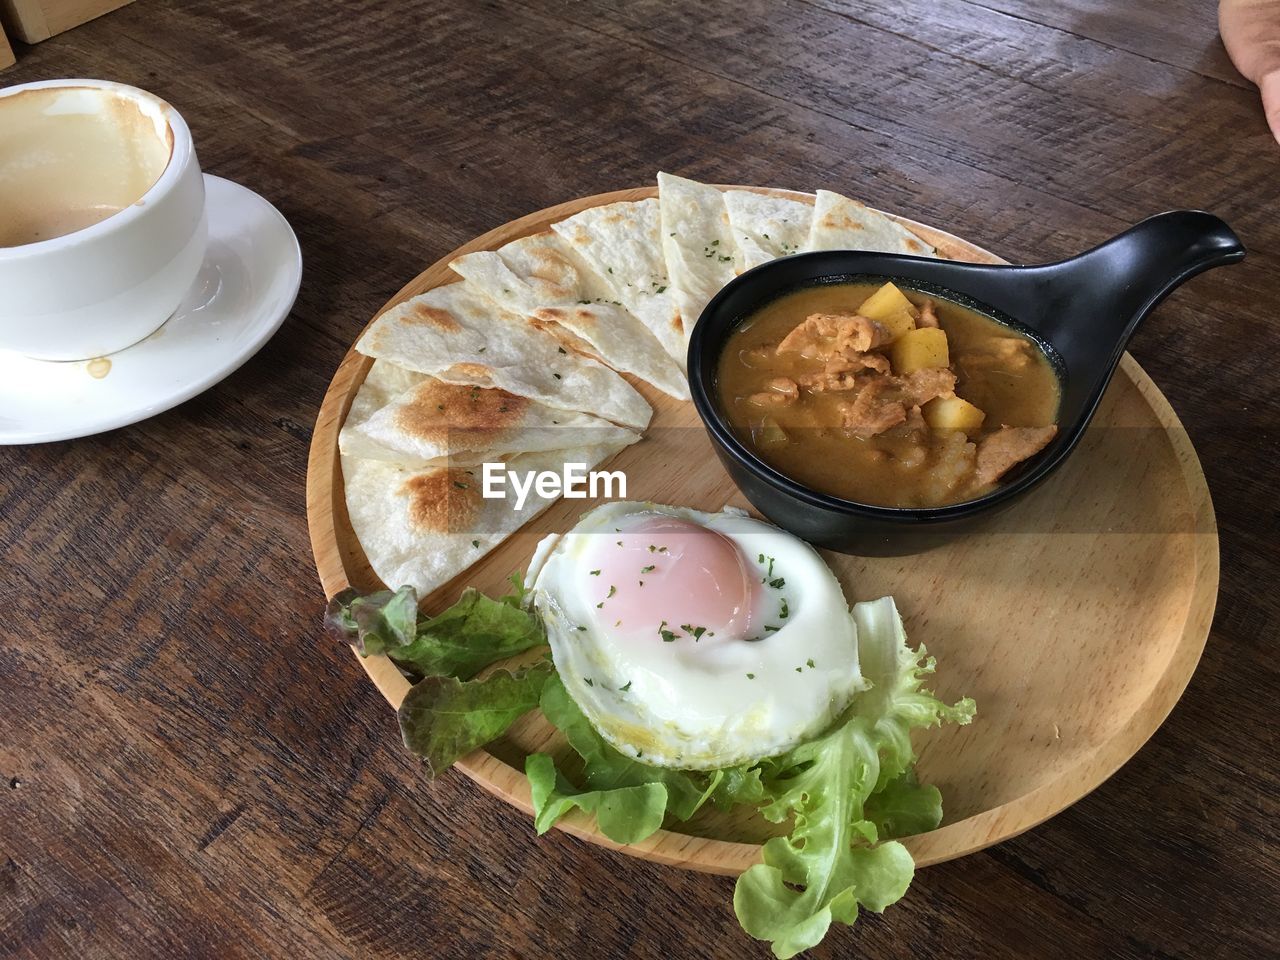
1 1 1277 958
307 187 1220 876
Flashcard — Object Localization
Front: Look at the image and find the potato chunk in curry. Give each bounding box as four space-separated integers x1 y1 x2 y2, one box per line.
853 281 918 341
923 395 986 433
891 327 950 375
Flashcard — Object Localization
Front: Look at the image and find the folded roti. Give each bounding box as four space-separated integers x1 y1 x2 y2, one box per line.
343 438 637 596
805 190 937 257
550 198 687 369
355 280 651 430
343 359 426 429
340 364 639 467
658 172 740 344
450 232 689 400
724 190 813 270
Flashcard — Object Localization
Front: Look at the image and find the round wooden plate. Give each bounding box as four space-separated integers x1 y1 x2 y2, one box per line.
307 187 1218 875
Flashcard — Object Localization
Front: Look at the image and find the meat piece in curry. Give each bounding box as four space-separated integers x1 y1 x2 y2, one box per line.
717 280 1061 508
974 425 1059 487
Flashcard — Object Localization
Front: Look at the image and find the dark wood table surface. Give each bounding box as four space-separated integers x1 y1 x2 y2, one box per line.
3 1 1278 957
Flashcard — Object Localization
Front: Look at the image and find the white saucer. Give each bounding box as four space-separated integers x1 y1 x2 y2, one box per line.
0 174 302 444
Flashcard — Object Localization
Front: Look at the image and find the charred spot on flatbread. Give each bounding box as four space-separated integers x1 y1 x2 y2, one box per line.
404 303 462 332
401 468 481 532
531 306 598 339
394 381 529 442
822 212 864 231
525 246 575 298
442 361 493 382
528 314 601 362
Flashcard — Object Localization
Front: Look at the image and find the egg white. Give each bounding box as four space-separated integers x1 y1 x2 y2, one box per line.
529 501 866 769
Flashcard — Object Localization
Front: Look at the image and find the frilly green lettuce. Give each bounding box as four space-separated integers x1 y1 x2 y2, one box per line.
326 578 541 681
526 753 670 844
399 661 554 777
328 582 550 777
329 584 972 958
734 597 975 958
526 674 723 842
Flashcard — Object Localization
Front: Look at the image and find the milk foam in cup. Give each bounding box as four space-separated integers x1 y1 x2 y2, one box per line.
0 79 207 360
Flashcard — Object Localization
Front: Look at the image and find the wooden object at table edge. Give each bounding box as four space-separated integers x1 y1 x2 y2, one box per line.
306 186 1219 876
0 19 14 68
0 0 133 43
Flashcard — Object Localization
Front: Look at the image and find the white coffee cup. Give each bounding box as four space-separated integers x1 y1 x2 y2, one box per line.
0 79 207 361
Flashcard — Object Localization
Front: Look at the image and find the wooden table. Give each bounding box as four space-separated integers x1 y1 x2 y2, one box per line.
2 2 1277 957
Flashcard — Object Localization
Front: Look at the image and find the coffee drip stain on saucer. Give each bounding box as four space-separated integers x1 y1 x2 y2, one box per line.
86 357 112 379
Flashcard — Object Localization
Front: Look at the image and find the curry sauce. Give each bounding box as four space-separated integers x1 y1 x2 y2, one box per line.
716 281 1061 508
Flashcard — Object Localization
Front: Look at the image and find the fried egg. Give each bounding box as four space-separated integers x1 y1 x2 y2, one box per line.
528 501 865 769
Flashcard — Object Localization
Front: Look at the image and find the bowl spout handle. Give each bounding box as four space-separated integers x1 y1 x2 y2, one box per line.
1056 210 1244 327
1020 211 1244 383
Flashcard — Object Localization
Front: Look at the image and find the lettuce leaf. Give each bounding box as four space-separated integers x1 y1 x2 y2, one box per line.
327 581 550 777
334 583 972 960
399 660 554 777
525 753 669 844
711 763 767 812
864 768 944 840
326 583 545 680
540 674 721 820
526 674 721 841
324 585 418 653
733 597 975 959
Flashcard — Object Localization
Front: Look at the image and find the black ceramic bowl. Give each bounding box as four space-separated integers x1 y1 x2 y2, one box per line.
688 211 1244 555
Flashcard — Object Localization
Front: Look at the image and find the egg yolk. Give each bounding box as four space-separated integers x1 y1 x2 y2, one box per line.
587 515 760 643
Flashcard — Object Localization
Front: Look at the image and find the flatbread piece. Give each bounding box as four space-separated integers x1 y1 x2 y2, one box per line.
550 198 687 369
356 280 651 430
657 171 740 343
805 189 937 257
450 232 688 399
340 366 639 467
343 438 637 596
724 189 814 270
